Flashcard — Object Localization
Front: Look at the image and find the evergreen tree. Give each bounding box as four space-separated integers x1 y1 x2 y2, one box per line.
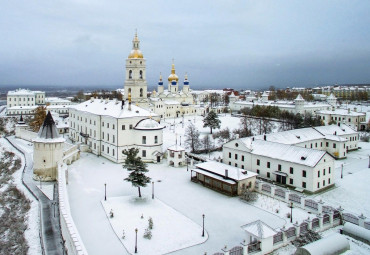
29 106 46 132
123 148 151 198
203 111 221 134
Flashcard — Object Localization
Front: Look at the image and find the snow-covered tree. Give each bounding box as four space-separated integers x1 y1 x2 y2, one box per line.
203 111 221 134
185 123 201 153
123 148 151 198
202 135 213 156
29 106 46 132
143 228 152 239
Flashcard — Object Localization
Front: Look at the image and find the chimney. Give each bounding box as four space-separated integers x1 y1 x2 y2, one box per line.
121 100 125 110
264 134 266 141
225 169 228 179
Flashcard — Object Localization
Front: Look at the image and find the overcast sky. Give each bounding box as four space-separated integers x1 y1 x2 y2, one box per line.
1 0 370 90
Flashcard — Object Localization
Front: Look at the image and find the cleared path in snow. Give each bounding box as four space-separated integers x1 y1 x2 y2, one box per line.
5 136 65 255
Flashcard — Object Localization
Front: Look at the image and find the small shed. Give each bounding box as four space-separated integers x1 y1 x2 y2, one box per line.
167 145 185 167
191 161 258 196
343 222 370 245
295 233 350 255
241 220 276 254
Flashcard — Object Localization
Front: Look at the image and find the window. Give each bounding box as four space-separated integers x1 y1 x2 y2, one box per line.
323 180 325 186
302 182 306 188
267 162 270 168
329 167 331 174
241 155 244 161
113 149 115 156
107 147 109 153
113 124 115 130
122 125 125 130
142 150 146 157
235 154 238 160
102 122 104 127
278 164 282 171
129 124 133 129
107 123 109 128
113 135 115 143
318 171 320 177
326 142 329 147
129 70 132 79
142 136 146 144
241 165 244 169
267 172 270 178
257 169 260 174
310 144 312 148
229 162 231 165
257 159 260 166
140 88 143 97
323 169 326 175
107 134 109 141
302 170 306 177
102 132 104 139
317 183 320 188
229 152 231 158
290 179 293 185
102 145 104 152
155 136 158 144
235 163 238 167
333 143 336 149
321 142 322 147
290 167 294 174
328 178 331 184
315 143 317 147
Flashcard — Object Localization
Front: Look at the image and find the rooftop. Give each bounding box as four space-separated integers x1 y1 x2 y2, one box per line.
195 161 258 181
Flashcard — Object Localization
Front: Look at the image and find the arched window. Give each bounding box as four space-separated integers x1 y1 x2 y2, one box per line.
129 70 132 79
140 88 143 97
139 70 143 79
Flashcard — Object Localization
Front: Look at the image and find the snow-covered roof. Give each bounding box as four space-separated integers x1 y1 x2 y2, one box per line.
254 127 324 145
164 100 180 105
167 144 185 151
295 94 304 100
235 139 327 167
45 97 72 103
327 93 336 99
195 161 258 181
343 222 370 242
317 108 365 116
134 118 164 130
314 124 357 136
33 111 65 143
192 168 236 184
295 233 349 255
70 99 157 119
7 89 44 96
241 220 277 239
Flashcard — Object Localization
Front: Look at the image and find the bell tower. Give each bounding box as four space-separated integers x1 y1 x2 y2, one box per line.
124 31 148 104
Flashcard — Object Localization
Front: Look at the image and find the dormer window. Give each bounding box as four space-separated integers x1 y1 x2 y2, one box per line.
301 156 307 160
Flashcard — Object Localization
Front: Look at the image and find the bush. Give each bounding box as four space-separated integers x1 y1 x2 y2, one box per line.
143 228 152 239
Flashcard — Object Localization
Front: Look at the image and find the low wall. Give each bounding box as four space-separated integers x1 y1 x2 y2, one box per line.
58 163 88 255
16 129 37 142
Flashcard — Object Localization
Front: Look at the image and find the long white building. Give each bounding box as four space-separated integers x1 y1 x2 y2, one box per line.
223 138 335 193
7 88 45 108
69 97 164 163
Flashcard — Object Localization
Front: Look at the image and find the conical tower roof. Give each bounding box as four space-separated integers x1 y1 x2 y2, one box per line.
37 111 61 140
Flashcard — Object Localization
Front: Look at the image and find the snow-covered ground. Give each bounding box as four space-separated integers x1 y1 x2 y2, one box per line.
101 196 207 255
0 138 42 255
67 152 286 255
312 142 370 216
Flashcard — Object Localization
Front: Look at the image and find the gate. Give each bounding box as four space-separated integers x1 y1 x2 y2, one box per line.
261 184 271 194
300 222 308 234
286 227 296 238
304 199 318 211
289 193 301 204
230 246 243 255
343 213 359 225
273 232 283 244
333 210 340 221
322 205 334 214
323 214 330 225
312 218 319 229
275 188 285 198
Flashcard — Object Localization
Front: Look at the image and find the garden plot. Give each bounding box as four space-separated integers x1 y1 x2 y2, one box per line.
101 196 207 255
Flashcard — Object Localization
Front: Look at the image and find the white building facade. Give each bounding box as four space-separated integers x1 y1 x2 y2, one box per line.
7 89 45 108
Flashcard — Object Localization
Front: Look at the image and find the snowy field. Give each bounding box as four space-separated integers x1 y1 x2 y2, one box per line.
312 142 370 216
101 196 207 255
67 152 286 255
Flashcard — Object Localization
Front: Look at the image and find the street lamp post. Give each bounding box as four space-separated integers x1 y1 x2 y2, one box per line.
368 155 370 168
104 183 107 201
202 214 205 237
341 164 344 179
152 182 154 199
186 156 189 172
180 135 181 146
135 228 138 253
290 202 293 223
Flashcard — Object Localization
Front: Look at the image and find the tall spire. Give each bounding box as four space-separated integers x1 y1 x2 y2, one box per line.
37 111 60 139
128 30 143 58
171 58 176 74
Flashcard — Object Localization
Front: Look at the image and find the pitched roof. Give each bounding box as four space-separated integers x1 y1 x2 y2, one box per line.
241 220 277 239
195 161 258 181
33 111 65 143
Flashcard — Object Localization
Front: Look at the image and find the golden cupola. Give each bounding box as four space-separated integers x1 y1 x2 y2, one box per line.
167 61 179 82
128 32 144 59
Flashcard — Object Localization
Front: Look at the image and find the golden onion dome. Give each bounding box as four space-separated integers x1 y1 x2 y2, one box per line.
168 63 179 82
128 49 143 59
128 31 144 59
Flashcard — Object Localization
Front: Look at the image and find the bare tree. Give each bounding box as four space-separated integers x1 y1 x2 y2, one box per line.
202 134 213 157
185 123 201 153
